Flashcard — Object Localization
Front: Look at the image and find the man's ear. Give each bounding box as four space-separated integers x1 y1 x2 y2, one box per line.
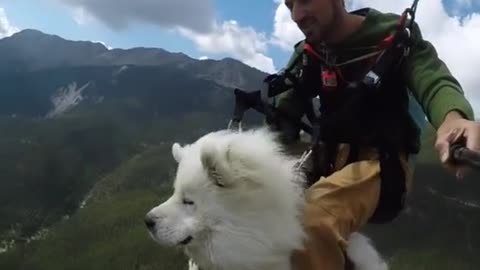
200 143 233 188
172 143 183 163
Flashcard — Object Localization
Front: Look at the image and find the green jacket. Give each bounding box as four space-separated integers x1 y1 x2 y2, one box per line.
273 8 475 145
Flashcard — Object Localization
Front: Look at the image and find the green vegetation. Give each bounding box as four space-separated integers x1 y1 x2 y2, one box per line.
0 115 138 238
0 190 189 270
0 138 188 270
388 249 478 270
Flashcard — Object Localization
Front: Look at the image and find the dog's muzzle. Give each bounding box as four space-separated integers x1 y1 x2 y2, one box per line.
144 213 193 246
144 213 157 231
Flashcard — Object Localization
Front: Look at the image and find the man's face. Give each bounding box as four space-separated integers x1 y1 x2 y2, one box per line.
285 0 337 44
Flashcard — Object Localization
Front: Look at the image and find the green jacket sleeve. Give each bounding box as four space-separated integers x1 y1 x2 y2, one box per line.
403 21 475 129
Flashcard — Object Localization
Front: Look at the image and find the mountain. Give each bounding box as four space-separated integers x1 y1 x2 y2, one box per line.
0 29 479 270
0 29 268 91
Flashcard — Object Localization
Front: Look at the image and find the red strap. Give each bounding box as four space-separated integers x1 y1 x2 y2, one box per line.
303 43 322 60
378 34 394 49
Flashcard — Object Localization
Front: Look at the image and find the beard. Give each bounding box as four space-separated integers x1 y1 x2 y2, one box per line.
298 7 342 45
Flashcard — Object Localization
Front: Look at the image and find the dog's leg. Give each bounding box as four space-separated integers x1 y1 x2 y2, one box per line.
346 232 388 270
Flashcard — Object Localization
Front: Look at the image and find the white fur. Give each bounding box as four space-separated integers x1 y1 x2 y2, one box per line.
146 128 388 270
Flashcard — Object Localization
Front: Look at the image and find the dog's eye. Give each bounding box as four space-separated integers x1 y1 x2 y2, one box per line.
183 198 194 205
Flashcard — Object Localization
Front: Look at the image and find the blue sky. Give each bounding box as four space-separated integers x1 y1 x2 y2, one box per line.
0 0 479 104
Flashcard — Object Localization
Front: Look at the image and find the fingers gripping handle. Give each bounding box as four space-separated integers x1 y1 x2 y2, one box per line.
449 143 480 170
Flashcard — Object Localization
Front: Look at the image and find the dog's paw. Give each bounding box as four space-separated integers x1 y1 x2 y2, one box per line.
188 259 200 270
172 142 184 163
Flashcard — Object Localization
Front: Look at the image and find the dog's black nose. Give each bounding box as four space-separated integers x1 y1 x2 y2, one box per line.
144 214 156 230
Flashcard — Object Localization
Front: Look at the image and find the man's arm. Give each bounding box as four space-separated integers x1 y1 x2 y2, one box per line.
403 21 475 129
403 21 479 178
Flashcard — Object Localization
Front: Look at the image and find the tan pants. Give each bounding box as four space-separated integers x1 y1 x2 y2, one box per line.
290 144 413 270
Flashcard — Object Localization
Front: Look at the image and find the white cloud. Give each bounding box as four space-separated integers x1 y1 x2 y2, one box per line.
93 40 112 50
178 20 276 73
0 8 19 38
199 56 209 60
71 6 96 26
55 0 215 33
270 0 480 118
270 0 304 51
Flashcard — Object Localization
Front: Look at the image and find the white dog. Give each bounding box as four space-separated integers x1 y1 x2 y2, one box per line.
145 128 388 270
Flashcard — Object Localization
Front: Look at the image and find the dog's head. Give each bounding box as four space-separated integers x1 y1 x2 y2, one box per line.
145 129 305 252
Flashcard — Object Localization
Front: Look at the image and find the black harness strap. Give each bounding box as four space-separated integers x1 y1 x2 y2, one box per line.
229 88 313 134
357 1 422 224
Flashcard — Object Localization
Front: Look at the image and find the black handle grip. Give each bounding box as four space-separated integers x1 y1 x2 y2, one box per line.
449 143 480 170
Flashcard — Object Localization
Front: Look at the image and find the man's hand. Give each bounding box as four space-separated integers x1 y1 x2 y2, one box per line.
435 110 480 179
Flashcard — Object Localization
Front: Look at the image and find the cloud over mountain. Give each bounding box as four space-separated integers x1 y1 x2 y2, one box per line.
0 8 18 38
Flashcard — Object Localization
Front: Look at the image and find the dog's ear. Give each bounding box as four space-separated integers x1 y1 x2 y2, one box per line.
172 143 183 163
200 143 232 188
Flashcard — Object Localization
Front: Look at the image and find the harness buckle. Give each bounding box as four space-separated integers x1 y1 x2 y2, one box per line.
403 28 412 56
227 119 243 132
321 67 338 91
364 71 380 86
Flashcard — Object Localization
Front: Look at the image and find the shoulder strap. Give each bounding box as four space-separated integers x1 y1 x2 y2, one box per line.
359 1 418 90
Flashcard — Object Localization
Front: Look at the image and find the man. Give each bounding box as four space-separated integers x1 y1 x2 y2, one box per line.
269 0 480 269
